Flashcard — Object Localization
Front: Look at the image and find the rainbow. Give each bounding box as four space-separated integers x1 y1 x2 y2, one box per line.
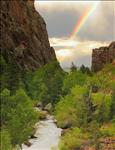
70 2 98 39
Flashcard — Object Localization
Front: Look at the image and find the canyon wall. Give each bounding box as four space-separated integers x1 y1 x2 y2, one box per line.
0 0 56 70
92 42 115 72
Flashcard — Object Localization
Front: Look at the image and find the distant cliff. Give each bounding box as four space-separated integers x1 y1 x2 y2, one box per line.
0 0 56 70
92 42 115 72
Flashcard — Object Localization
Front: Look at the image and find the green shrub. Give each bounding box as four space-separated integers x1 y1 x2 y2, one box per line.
62 70 88 95
59 128 89 150
100 123 115 137
23 61 65 105
0 54 21 93
92 92 112 122
1 89 38 148
110 89 115 119
0 129 12 150
55 85 89 128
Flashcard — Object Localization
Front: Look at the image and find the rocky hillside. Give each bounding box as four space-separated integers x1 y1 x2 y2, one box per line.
0 0 56 70
92 42 115 72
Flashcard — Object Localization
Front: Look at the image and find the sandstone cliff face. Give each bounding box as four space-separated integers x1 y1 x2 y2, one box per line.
92 42 115 72
0 0 56 70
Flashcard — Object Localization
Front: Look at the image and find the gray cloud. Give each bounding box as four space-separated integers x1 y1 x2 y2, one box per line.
34 1 114 68
35 1 115 41
39 11 79 37
75 55 92 67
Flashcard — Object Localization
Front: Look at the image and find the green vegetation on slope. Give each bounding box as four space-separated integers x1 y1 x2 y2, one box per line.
1 89 38 149
62 69 89 95
0 53 65 149
55 63 115 150
1 129 12 150
55 85 89 128
22 61 65 105
59 127 90 150
0 54 22 93
1 50 115 150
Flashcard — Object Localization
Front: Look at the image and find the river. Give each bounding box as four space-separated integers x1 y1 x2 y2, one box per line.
22 115 62 150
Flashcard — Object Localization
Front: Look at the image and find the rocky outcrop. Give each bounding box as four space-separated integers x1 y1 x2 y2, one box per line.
0 0 56 70
92 42 115 72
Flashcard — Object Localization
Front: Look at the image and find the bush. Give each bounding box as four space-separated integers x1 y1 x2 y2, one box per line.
110 90 115 119
92 92 112 122
1 89 38 148
59 128 89 150
55 85 89 128
23 61 65 105
89 64 115 92
0 54 21 93
0 129 12 150
100 123 115 137
62 70 88 95
0 89 11 126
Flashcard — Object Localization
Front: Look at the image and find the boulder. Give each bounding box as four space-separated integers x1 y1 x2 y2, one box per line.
61 128 71 136
30 135 37 139
24 141 32 147
44 103 53 113
36 102 43 109
59 120 72 129
39 111 48 120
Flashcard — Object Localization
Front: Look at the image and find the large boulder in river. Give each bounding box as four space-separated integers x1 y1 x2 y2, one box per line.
36 102 43 109
39 111 48 120
44 103 53 113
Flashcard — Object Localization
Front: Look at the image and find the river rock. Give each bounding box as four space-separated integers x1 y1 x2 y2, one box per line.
54 119 57 124
39 111 48 120
30 135 37 139
61 128 71 136
24 141 32 147
59 120 72 129
44 103 53 113
36 102 43 109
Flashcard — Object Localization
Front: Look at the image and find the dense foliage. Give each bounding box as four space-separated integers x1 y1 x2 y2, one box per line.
1 129 12 150
0 55 21 93
23 61 65 105
55 85 89 128
62 70 88 95
1 50 115 150
59 127 90 150
55 64 115 149
0 55 65 149
1 89 38 149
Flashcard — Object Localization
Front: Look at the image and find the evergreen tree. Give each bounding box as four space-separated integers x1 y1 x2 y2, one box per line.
80 64 91 75
110 89 115 119
70 62 77 72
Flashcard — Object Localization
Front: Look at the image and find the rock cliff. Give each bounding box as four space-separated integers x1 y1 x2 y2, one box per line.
92 42 115 72
0 0 56 70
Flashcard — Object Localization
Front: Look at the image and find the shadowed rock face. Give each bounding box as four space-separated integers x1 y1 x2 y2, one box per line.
92 42 115 72
0 0 56 70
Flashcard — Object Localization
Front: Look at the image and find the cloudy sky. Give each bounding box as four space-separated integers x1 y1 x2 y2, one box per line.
34 1 115 68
